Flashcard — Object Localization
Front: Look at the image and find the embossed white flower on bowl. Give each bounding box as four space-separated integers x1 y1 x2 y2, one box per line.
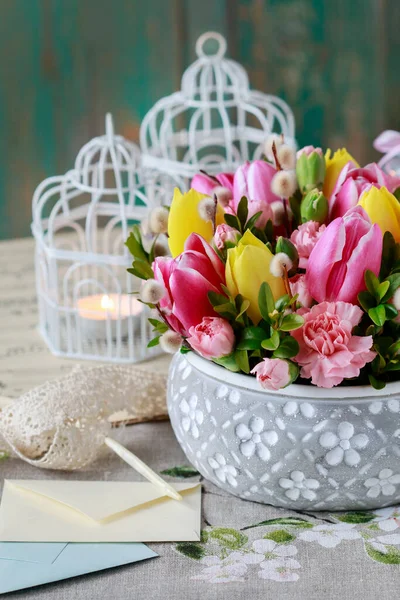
235 416 278 461
208 453 238 487
319 421 368 466
179 393 204 439
279 470 319 501
364 469 400 498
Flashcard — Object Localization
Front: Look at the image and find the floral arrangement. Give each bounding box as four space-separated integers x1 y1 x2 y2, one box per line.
126 135 400 390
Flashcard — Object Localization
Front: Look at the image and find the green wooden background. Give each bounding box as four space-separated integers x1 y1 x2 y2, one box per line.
1 0 399 240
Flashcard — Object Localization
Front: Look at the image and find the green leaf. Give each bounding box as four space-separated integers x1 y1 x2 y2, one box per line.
385 360 400 372
377 280 390 300
213 354 240 372
258 282 275 322
384 303 399 320
382 273 400 303
245 211 263 231
263 530 295 544
207 528 248 550
265 219 274 243
160 466 200 478
237 196 248 229
261 330 280 351
368 374 386 390
368 305 386 326
235 349 250 374
242 517 313 530
358 291 376 312
388 339 400 356
148 318 168 333
275 294 291 312
365 542 400 564
224 213 241 232
273 336 299 359
176 542 205 560
147 336 161 348
0 451 9 461
236 298 251 321
208 291 229 308
237 327 267 350
280 314 305 331
365 269 381 297
125 230 148 262
127 259 154 281
380 231 396 278
214 303 237 319
180 346 191 354
336 512 375 524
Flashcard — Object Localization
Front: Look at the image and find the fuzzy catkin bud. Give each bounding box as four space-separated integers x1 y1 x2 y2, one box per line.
277 144 296 170
198 197 217 222
271 170 298 198
270 201 285 226
140 279 166 304
149 207 169 234
213 186 232 207
159 331 183 354
264 133 284 162
270 253 293 278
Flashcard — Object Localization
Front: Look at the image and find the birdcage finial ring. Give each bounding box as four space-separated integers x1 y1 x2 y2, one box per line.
195 31 227 59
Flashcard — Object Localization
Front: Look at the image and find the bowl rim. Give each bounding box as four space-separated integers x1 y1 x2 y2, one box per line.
184 351 400 401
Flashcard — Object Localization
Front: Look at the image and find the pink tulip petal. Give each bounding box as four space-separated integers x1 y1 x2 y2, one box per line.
184 234 225 283
170 268 220 332
306 219 346 302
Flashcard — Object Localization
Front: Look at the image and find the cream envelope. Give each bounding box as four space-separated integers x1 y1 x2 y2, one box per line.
0 480 201 543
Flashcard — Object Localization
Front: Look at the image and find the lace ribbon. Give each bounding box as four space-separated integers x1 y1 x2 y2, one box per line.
0 365 167 470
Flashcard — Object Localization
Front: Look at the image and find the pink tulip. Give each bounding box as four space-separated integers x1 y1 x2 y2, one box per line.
329 162 400 220
251 358 292 391
291 302 376 388
187 317 235 359
191 172 234 196
306 206 383 304
153 233 226 335
231 160 279 227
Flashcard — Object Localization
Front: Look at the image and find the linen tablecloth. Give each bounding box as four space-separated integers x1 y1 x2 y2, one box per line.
1 237 400 599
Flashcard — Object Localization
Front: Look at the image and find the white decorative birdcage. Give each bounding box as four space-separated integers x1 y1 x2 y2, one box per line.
140 31 295 188
32 113 168 363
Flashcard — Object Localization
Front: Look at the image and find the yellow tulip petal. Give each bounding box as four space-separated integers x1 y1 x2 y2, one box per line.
358 186 400 242
323 148 359 198
225 230 286 324
168 188 224 257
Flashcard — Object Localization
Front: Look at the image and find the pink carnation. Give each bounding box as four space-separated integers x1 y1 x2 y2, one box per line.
290 221 326 269
251 358 291 391
214 224 239 250
290 274 313 308
291 302 376 388
187 317 235 360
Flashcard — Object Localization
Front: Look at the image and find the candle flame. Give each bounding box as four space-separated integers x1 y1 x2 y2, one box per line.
101 295 115 310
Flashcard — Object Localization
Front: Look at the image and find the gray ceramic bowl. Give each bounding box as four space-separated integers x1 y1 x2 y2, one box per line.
167 351 400 511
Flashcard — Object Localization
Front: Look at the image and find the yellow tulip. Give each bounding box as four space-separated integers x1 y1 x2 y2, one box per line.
358 186 400 242
323 148 359 198
168 188 225 257
226 230 286 324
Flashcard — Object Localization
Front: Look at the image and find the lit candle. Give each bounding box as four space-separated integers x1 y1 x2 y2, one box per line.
76 294 143 340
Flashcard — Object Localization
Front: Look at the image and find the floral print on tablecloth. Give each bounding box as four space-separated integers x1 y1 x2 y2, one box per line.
175 505 400 584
